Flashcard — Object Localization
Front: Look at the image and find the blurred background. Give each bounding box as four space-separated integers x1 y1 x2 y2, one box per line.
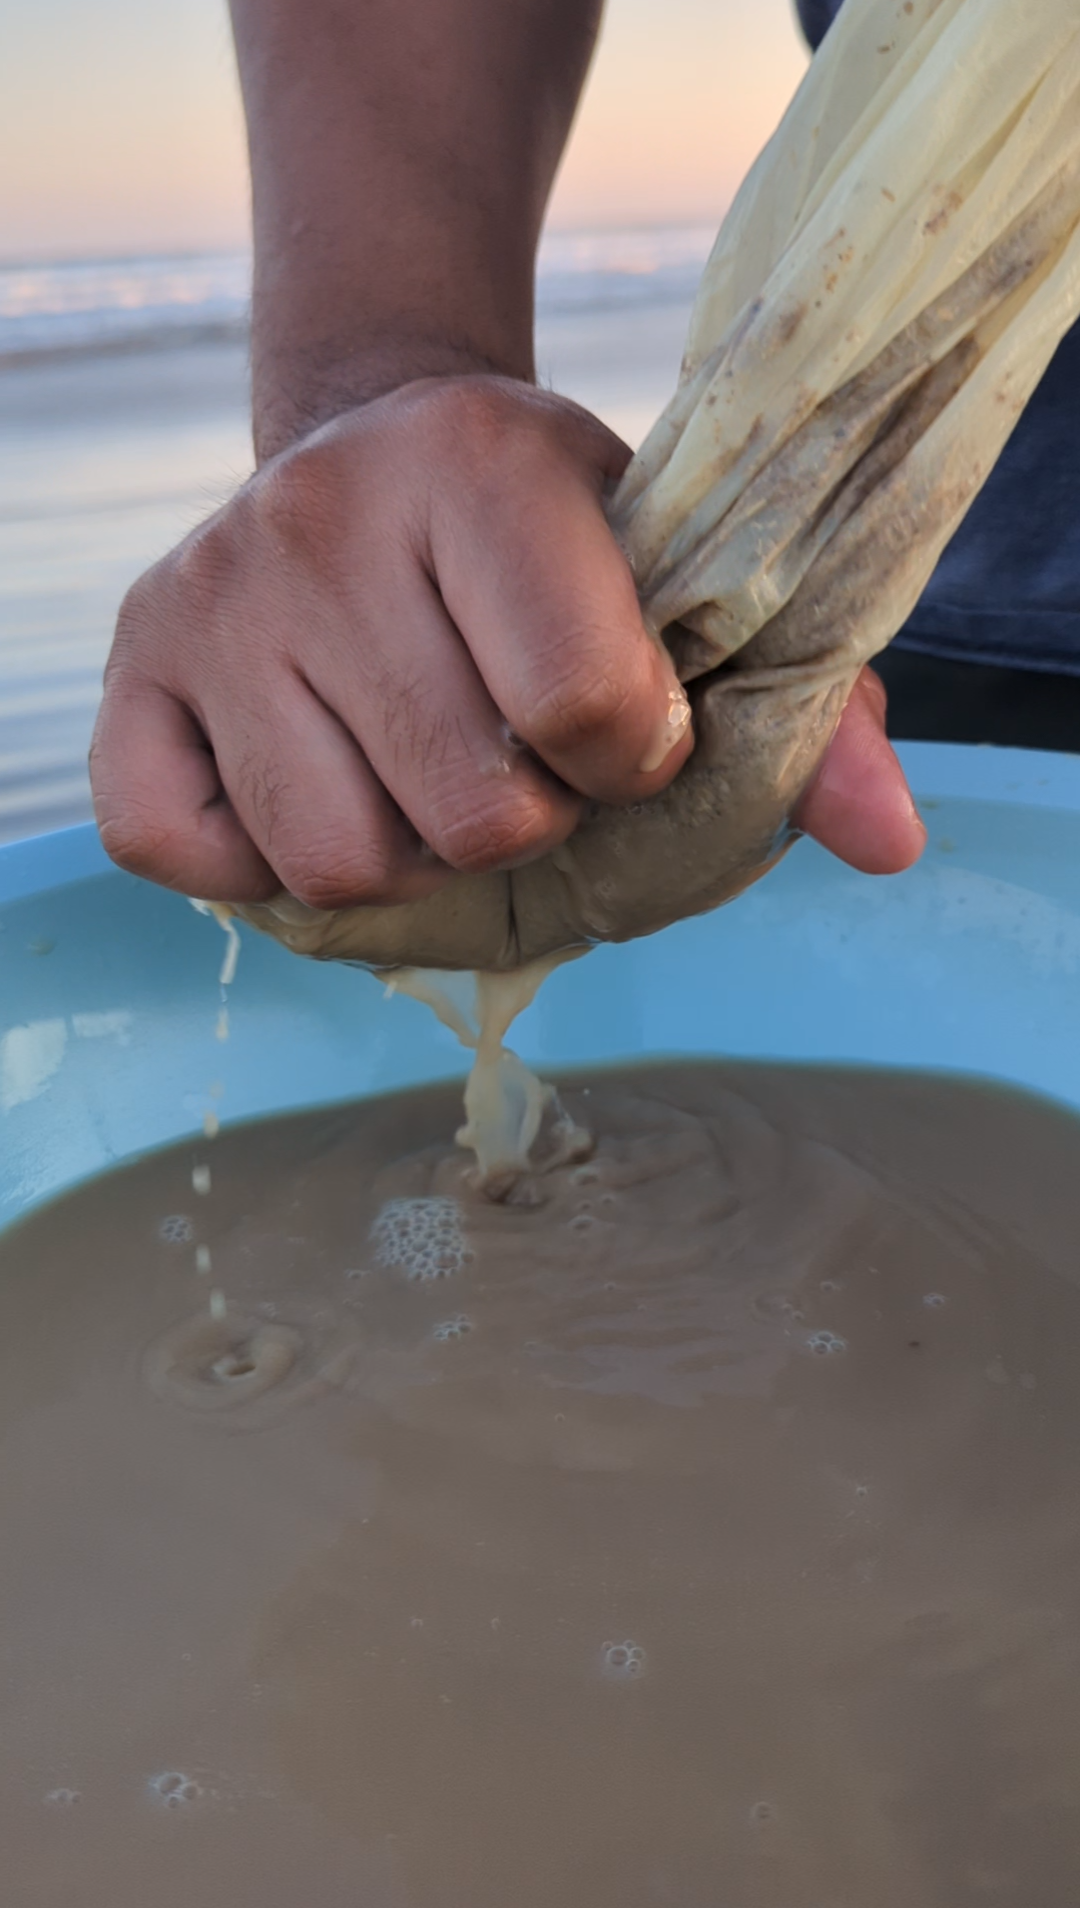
0 0 808 845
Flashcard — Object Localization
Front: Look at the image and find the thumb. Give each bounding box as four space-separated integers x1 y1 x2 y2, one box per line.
793 667 927 875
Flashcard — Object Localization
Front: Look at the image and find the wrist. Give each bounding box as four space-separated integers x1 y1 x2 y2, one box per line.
251 318 535 464
227 0 601 463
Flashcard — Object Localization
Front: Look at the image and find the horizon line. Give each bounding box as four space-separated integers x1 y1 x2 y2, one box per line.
0 212 730 277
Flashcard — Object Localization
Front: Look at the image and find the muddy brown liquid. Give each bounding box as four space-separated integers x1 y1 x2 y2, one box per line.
3 1061 1080 1907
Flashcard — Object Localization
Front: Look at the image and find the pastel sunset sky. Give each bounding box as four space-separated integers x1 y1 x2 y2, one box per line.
2 0 809 260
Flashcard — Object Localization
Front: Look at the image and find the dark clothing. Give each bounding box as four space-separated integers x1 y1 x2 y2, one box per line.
874 648 1080 752
794 0 1080 699
795 0 841 48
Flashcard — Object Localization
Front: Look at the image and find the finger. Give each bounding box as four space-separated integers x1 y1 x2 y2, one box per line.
302 574 584 878
90 679 278 902
430 416 692 803
793 667 927 875
207 678 451 911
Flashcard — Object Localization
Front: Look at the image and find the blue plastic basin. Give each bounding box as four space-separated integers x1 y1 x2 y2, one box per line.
3 741 1080 1231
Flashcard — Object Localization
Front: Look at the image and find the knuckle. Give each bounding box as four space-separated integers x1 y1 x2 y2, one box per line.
273 834 400 912
251 438 353 565
113 568 154 636
89 676 146 784
108 515 242 685
169 510 238 604
527 650 634 754
232 750 289 849
429 788 555 875
111 561 176 661
98 644 137 705
95 804 181 883
421 377 533 467
255 443 331 526
419 378 616 489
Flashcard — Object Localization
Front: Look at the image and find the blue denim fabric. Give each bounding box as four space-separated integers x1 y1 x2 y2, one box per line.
793 0 1080 674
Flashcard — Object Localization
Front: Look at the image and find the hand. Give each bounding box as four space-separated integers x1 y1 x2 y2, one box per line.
90 375 925 910
91 378 695 908
795 666 927 875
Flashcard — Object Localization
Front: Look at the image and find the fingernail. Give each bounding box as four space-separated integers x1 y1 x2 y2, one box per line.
639 683 692 774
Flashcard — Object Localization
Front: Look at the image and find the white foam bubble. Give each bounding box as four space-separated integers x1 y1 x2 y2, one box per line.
806 1330 847 1357
192 1165 211 1197
44 1788 80 1807
371 1196 469 1281
147 1771 202 1809
923 1292 947 1308
600 1639 647 1681
159 1215 193 1245
433 1314 473 1342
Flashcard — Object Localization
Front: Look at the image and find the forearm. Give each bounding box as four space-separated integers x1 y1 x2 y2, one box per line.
229 0 602 459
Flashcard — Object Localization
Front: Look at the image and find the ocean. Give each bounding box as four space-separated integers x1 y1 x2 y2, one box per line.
0 227 712 846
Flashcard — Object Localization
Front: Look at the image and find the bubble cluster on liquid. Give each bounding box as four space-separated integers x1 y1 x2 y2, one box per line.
805 1329 848 1357
158 1215 194 1246
371 1196 470 1281
147 1771 202 1809
600 1639 647 1681
923 1292 947 1308
432 1314 473 1342
191 1165 211 1197
44 1788 80 1808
